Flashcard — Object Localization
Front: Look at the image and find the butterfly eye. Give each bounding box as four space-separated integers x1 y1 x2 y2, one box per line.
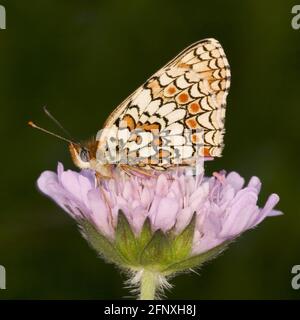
80 148 90 162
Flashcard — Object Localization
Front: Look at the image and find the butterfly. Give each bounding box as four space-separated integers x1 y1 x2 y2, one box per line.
30 38 230 178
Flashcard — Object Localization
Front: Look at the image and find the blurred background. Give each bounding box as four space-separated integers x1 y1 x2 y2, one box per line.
0 0 299 299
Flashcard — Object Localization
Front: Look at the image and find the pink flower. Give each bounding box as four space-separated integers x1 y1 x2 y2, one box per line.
37 163 281 256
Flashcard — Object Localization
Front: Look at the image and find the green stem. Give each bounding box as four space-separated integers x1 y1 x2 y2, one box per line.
139 270 159 300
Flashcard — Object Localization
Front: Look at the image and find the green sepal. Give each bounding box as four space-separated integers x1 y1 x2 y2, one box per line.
137 217 152 252
115 210 139 265
79 220 124 265
171 213 196 262
162 241 230 275
140 229 173 271
80 212 230 276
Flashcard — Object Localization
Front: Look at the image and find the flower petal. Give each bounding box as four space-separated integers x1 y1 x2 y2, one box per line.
226 172 245 192
37 164 281 260
87 189 114 238
152 196 179 232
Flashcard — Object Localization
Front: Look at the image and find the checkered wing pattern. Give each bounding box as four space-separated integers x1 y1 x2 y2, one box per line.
99 38 231 170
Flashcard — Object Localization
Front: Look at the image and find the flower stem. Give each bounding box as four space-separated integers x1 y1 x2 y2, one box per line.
139 270 159 300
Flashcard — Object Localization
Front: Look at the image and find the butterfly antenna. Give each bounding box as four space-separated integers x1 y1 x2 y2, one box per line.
43 106 76 140
28 121 80 146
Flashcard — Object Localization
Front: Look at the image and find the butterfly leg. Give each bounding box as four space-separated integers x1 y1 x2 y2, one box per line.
119 164 153 178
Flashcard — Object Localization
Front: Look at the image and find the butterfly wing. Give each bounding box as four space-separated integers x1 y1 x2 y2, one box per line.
98 38 231 170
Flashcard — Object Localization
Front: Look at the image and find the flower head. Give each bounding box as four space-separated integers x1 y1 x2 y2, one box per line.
37 163 281 298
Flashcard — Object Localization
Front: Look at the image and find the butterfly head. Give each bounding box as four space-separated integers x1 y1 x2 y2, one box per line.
28 119 113 178
69 139 113 178
69 136 99 169
69 143 92 170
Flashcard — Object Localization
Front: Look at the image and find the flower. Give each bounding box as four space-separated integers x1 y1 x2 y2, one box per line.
37 163 281 299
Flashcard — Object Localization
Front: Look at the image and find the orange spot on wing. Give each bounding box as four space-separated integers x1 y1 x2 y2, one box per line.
186 118 198 129
188 102 201 114
137 122 160 132
203 147 211 157
191 133 200 144
167 86 176 95
178 92 189 103
122 115 136 130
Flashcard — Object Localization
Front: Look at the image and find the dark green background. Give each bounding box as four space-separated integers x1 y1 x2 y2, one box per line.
0 0 299 299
